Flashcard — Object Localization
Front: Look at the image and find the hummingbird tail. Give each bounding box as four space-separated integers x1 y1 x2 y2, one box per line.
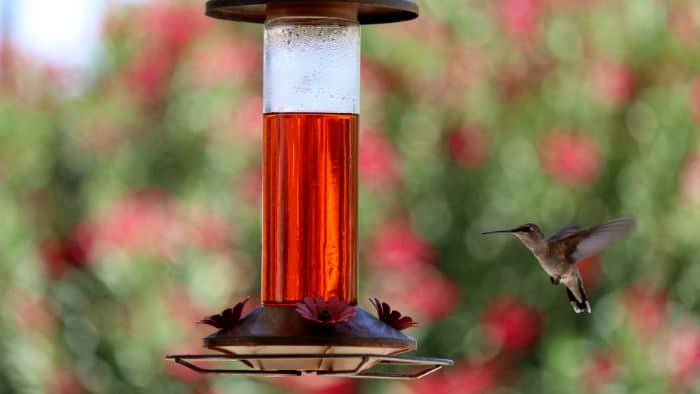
566 287 591 314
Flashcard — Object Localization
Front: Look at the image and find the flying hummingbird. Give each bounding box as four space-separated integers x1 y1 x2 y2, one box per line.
482 217 635 314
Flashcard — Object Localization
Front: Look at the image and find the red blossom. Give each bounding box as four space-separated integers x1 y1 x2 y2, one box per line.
190 37 260 87
190 212 232 252
361 58 395 94
125 47 175 103
665 323 700 390
622 283 667 338
199 298 250 329
230 96 263 141
592 62 635 107
375 265 459 320
445 126 490 169
540 132 602 186
47 366 87 394
482 298 543 352
93 190 231 258
94 190 184 257
237 165 263 204
691 79 700 123
296 296 356 326
581 350 619 393
669 5 700 43
370 297 419 330
368 220 434 269
682 151 700 210
39 223 94 280
410 361 499 394
497 0 544 45
275 376 357 394
137 2 208 54
7 290 56 336
359 130 401 190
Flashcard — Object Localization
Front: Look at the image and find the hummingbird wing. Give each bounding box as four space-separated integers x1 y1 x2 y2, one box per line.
546 224 581 242
566 217 636 263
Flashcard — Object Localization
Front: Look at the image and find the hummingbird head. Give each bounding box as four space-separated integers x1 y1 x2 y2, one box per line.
482 223 544 249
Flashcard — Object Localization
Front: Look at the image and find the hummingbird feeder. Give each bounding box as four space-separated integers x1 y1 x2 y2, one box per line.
167 0 453 379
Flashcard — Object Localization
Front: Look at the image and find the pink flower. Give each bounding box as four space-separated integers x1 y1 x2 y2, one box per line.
359 130 401 189
681 151 700 208
540 131 602 186
370 297 419 330
368 220 434 269
125 47 175 103
94 190 185 257
482 298 543 353
274 376 357 394
7 290 56 336
361 59 393 93
137 2 208 54
39 223 94 280
665 323 700 390
237 165 263 205
296 296 356 326
622 283 667 338
190 212 233 252
47 366 87 394
190 37 260 87
445 126 490 169
374 265 459 320
669 5 700 43
580 350 619 393
691 79 700 123
410 361 499 394
230 96 263 141
592 62 635 107
497 0 543 45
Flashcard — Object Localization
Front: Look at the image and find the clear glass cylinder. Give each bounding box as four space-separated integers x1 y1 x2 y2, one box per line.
263 17 360 114
262 17 360 305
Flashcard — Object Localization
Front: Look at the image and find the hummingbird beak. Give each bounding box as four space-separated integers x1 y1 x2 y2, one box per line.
481 227 520 235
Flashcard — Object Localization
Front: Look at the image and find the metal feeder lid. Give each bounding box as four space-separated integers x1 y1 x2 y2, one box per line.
205 0 419 24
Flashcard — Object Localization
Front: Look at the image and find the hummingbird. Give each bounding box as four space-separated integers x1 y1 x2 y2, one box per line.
482 217 635 314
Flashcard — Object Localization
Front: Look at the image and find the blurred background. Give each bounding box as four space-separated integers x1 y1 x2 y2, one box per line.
2 0 700 392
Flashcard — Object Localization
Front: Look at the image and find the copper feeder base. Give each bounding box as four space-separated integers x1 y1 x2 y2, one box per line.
166 305 453 379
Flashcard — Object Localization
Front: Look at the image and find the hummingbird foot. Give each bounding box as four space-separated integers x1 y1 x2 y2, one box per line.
550 276 561 285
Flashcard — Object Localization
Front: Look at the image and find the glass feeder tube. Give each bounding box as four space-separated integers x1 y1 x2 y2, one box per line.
262 17 360 305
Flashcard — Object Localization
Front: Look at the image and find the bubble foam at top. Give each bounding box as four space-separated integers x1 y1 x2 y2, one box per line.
264 18 360 114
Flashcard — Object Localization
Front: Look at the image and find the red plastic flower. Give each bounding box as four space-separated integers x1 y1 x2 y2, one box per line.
370 297 419 331
296 296 356 325
199 298 249 329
